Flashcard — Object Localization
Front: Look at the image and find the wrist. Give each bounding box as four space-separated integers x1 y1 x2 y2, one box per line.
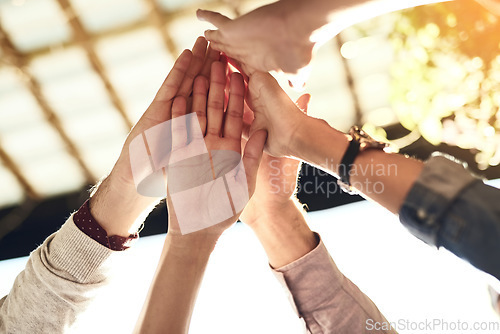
242 197 294 227
166 211 225 243
89 173 159 237
249 199 318 268
246 198 303 230
167 227 219 254
168 233 218 248
290 116 349 176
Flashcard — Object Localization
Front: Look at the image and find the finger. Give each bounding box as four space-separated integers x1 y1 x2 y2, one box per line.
197 9 231 28
204 29 222 43
204 39 228 54
206 61 226 136
227 57 249 83
242 101 254 139
192 76 209 136
220 55 230 110
295 94 311 114
171 96 188 150
242 122 251 139
226 60 248 99
223 72 245 140
242 130 267 196
177 37 208 97
154 49 192 102
200 45 220 79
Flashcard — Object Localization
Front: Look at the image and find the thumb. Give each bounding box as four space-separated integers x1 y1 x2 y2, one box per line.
197 9 231 28
242 130 267 196
295 94 311 114
227 56 257 80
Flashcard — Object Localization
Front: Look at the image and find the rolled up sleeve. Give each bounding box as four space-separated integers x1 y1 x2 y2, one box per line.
399 153 500 280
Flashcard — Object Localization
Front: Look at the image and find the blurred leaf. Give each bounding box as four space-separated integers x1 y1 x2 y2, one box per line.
390 1 500 168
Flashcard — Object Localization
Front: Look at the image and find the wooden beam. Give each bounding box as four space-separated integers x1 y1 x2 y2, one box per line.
145 0 179 58
21 0 229 61
0 144 38 199
0 25 97 183
56 0 134 129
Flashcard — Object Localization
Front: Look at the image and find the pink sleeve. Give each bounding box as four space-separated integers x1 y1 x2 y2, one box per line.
272 234 396 334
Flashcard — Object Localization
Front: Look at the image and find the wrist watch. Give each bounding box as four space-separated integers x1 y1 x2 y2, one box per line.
337 125 389 195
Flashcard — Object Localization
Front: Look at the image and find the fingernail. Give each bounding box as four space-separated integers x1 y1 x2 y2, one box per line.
197 9 206 20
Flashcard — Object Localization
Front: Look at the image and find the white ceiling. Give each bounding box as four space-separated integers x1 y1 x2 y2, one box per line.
0 0 399 209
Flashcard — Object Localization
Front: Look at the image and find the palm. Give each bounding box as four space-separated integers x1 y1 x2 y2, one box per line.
167 61 266 237
112 37 218 188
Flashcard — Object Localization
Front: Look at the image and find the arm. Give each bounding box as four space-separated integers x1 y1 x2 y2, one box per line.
197 0 449 76
246 71 500 281
133 60 267 333
133 232 217 334
250 207 396 333
247 72 422 214
240 101 395 332
0 37 210 333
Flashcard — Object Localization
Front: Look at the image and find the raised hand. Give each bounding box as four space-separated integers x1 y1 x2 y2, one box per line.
197 4 314 77
241 91 310 226
134 49 267 334
246 72 311 158
166 61 267 237
116 37 217 188
89 37 218 237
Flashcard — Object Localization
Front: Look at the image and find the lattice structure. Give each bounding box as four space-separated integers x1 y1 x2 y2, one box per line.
0 0 397 210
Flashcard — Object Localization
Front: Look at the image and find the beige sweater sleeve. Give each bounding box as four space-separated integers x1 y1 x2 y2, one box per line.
0 215 115 333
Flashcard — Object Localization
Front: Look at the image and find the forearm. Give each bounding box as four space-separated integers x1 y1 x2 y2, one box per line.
0 217 113 333
286 0 451 43
251 199 394 333
249 200 318 268
292 116 423 213
134 231 218 334
89 173 160 237
400 154 500 279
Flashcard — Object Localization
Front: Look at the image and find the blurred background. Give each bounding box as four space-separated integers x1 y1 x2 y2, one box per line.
1 0 500 258
0 0 499 332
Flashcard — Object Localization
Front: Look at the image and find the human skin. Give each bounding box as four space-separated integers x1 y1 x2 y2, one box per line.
197 0 449 81
245 71 424 214
240 93 318 269
133 59 267 333
89 36 220 238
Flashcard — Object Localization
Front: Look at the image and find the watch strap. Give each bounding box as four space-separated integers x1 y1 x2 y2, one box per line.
338 136 360 189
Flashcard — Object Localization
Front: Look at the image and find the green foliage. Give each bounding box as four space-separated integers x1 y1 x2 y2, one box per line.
390 1 500 169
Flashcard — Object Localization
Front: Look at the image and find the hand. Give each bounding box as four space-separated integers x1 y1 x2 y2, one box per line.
166 61 267 238
112 37 219 189
197 2 314 77
239 87 318 269
241 94 310 226
89 37 220 237
246 72 310 158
